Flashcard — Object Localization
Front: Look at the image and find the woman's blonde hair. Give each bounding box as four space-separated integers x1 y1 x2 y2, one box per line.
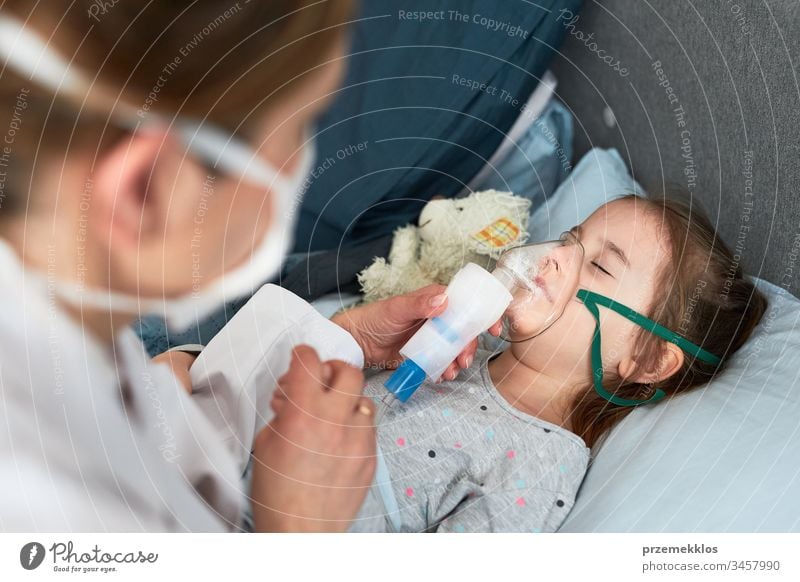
566 191 768 450
0 0 354 215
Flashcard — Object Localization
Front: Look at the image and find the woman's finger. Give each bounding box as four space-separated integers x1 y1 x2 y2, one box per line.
440 362 458 382
278 345 324 412
386 284 448 323
323 360 367 423
489 319 503 336
269 393 286 415
456 339 478 369
448 365 458 380
326 360 366 398
350 397 377 427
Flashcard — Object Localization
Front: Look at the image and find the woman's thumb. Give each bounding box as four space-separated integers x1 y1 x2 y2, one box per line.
398 284 448 319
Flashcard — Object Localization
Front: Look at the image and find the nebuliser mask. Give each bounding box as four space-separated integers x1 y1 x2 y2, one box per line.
384 231 721 408
492 231 585 342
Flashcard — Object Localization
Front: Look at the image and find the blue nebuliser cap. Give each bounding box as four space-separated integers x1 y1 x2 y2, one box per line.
384 359 426 403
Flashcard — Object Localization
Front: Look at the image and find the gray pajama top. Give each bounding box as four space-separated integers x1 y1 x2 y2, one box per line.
350 349 591 533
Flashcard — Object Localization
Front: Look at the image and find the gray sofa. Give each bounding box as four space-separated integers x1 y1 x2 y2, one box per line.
550 0 799 297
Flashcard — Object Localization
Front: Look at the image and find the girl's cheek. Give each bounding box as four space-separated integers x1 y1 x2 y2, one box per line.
540 307 584 343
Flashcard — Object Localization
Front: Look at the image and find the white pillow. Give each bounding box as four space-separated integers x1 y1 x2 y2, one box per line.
528 147 644 240
546 149 800 532
560 279 800 532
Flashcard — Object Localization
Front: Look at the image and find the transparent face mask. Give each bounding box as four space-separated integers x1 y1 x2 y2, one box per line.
491 231 585 342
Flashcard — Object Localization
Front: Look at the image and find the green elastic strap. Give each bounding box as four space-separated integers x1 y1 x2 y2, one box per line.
576 289 722 407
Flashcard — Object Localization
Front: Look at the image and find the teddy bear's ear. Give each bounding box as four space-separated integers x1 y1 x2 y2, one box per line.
495 190 532 219
474 190 531 220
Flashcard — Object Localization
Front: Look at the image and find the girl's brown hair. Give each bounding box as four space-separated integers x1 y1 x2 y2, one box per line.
0 0 353 215
567 192 768 450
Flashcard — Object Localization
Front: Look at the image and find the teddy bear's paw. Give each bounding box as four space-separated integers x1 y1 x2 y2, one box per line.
357 260 394 303
387 225 421 267
358 260 421 303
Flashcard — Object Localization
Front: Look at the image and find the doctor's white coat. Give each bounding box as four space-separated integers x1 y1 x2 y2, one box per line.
0 242 363 532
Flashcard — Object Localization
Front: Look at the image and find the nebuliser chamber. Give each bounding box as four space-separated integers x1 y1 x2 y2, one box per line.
384 262 512 402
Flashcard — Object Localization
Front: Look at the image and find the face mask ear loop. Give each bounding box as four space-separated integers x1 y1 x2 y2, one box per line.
577 290 722 365
580 292 667 407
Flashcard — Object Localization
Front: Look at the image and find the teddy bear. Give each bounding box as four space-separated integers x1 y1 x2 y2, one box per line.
357 189 531 303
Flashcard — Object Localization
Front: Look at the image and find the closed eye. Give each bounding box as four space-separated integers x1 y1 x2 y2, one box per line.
591 261 613 277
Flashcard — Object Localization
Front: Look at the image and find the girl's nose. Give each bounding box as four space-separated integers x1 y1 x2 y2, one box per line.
540 242 582 286
551 244 578 272
539 255 560 276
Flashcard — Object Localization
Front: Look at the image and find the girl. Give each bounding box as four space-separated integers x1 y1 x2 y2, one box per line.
252 192 766 532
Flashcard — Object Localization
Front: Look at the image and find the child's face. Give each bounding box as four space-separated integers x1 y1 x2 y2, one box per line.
508 198 669 383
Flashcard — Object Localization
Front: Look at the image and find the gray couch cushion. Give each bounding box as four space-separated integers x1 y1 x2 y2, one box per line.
550 0 800 297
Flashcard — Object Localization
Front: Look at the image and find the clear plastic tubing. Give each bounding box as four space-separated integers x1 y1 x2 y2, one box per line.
383 262 513 402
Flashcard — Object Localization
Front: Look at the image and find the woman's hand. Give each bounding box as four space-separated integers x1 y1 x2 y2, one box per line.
250 345 376 532
152 350 197 395
331 285 503 381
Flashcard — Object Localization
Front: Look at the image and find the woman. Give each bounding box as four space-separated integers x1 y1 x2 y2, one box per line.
0 1 481 532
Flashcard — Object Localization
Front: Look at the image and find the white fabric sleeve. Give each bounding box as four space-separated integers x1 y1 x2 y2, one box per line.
0 458 216 532
188 284 364 472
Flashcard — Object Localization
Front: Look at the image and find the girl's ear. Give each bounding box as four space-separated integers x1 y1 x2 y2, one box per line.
618 343 685 385
90 129 170 248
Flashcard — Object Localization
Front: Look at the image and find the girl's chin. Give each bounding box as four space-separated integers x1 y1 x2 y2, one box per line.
503 320 542 341
503 309 555 336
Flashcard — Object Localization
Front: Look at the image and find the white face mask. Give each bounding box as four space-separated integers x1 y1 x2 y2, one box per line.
0 14 316 332
58 133 315 331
